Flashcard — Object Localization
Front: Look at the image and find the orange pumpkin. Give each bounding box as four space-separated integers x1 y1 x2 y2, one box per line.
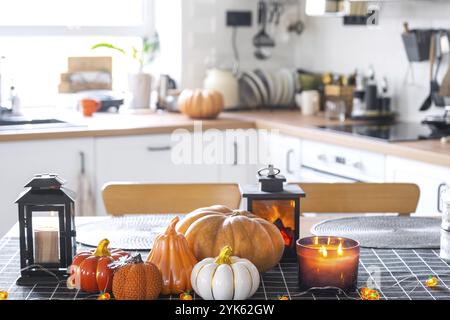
176 205 284 272
178 89 224 119
112 254 162 300
68 239 129 293
147 216 198 295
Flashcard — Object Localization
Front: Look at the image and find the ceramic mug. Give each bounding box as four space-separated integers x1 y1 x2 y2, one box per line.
296 90 320 116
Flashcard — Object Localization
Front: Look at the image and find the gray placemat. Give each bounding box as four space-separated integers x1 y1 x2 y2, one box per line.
76 214 179 250
311 216 441 249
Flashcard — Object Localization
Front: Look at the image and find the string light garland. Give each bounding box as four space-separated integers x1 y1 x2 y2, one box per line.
97 292 111 300
425 276 439 288
179 291 193 300
0 291 8 300
360 287 380 300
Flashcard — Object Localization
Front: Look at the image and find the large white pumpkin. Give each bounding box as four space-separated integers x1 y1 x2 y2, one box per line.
191 246 260 300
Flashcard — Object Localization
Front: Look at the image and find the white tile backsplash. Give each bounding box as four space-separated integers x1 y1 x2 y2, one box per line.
295 0 450 122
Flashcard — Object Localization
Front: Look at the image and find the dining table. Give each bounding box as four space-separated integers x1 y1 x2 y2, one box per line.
1 214 450 301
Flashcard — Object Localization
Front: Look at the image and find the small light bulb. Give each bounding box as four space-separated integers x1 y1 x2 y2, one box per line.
97 292 111 300
425 276 439 288
0 291 8 300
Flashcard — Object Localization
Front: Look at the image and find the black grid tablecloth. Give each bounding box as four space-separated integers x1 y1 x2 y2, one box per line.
1 236 450 300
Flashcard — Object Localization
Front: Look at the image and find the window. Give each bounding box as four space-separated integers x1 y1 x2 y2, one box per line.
0 0 155 108
0 0 154 36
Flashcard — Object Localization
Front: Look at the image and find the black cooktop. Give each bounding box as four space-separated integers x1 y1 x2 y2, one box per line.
318 122 437 142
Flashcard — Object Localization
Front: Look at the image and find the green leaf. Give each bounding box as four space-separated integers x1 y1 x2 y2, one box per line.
91 43 126 55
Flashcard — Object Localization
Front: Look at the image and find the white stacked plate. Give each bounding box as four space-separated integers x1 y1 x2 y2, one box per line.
238 68 297 108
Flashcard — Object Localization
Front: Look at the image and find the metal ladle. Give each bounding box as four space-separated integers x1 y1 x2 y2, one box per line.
253 0 275 60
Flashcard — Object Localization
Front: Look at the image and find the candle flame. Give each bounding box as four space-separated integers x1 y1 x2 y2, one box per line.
337 242 344 256
319 245 328 257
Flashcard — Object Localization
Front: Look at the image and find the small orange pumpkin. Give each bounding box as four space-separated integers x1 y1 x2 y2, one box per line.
147 216 198 295
178 89 224 119
112 254 162 300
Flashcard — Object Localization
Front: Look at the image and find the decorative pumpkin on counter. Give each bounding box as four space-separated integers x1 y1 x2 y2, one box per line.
178 89 224 119
112 254 162 300
176 205 284 272
191 246 260 300
68 239 129 293
147 216 198 295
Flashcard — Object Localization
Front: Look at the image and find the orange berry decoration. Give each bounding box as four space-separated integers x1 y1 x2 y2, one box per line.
97 292 111 300
180 291 193 300
425 276 439 288
360 287 380 300
0 291 8 300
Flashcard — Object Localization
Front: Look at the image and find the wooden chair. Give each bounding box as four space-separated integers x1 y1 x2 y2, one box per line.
102 183 241 215
295 183 420 215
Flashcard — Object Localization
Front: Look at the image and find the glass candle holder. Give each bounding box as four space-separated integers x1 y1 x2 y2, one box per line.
297 236 360 291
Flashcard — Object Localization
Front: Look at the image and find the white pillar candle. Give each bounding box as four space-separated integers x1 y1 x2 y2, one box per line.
34 227 59 264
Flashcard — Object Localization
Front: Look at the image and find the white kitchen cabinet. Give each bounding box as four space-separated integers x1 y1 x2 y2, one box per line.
0 138 95 237
386 156 450 215
300 140 385 182
217 132 259 185
268 134 302 182
95 134 220 215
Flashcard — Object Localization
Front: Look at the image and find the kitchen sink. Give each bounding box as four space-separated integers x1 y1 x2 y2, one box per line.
0 117 81 130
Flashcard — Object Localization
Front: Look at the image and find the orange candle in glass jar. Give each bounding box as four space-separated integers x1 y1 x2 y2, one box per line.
297 236 360 291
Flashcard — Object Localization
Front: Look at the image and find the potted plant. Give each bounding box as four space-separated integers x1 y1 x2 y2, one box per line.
92 34 159 109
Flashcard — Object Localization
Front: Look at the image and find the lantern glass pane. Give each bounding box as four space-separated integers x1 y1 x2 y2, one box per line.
32 211 60 264
252 200 295 249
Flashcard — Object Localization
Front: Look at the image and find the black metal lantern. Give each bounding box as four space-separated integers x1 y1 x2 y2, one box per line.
15 174 76 285
240 165 305 260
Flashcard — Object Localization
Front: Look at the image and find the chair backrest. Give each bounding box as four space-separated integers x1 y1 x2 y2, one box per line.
296 183 420 215
102 183 241 215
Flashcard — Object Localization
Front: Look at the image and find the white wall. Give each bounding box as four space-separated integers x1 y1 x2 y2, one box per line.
296 0 450 122
180 0 300 89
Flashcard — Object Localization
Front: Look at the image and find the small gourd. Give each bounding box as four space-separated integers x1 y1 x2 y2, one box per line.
147 216 198 295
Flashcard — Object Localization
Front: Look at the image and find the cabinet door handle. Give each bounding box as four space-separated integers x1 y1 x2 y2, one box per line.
438 183 448 213
147 146 171 152
79 151 85 175
286 149 294 174
233 141 238 166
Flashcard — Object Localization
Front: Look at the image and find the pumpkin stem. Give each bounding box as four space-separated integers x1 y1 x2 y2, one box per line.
165 216 180 234
130 254 144 264
215 245 233 265
93 239 111 257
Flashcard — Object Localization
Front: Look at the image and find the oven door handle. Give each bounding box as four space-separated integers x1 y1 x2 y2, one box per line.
300 165 362 183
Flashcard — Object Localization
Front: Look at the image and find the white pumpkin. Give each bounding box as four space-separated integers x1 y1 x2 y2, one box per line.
191 246 260 300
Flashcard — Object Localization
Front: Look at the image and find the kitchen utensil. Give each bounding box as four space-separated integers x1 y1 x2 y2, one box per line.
299 90 320 116
253 1 275 60
204 68 239 109
419 33 435 111
431 31 446 107
75 152 95 216
439 31 450 97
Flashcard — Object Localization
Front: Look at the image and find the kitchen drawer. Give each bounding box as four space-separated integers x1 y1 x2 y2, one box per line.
386 156 450 215
301 140 385 182
95 134 219 214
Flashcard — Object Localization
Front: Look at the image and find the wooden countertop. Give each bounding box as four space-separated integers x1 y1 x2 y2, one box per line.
1 109 449 167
